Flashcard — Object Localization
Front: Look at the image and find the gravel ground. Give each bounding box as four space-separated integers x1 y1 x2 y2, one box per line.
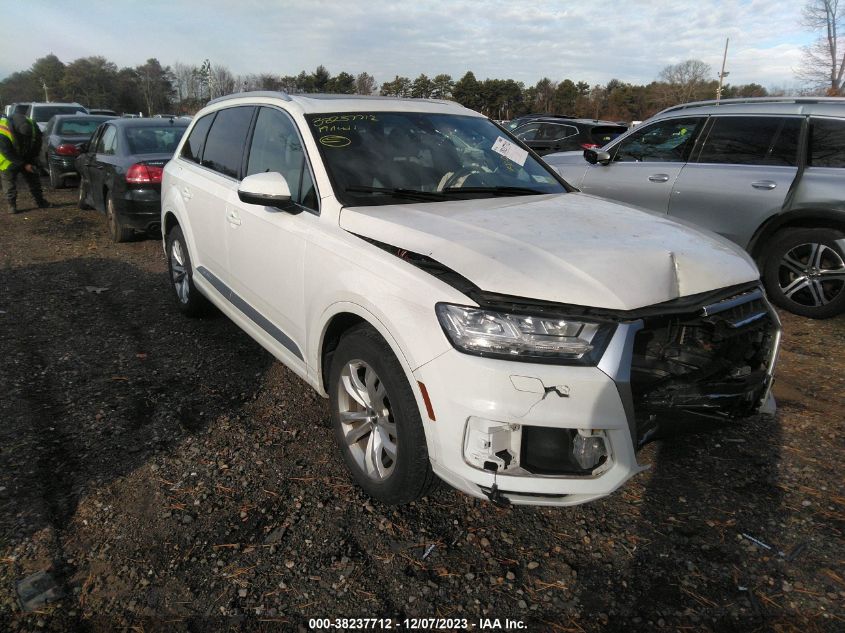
0 185 843 633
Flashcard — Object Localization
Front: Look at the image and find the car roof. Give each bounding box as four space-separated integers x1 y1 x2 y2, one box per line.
517 117 626 127
29 102 85 108
653 96 845 119
51 114 115 122
107 117 189 128
203 91 479 117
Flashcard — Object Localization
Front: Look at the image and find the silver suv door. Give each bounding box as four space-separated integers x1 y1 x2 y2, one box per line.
578 116 703 213
668 115 802 247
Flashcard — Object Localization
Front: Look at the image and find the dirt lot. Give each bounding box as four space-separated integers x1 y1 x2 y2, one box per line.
0 185 843 633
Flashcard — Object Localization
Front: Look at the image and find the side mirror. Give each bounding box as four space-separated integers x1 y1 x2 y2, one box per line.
238 172 299 213
584 149 611 166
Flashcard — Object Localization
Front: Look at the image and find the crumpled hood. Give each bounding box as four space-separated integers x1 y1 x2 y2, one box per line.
339 193 760 311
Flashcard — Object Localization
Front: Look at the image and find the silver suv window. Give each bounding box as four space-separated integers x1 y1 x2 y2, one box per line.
809 117 845 168
696 116 801 166
613 117 702 163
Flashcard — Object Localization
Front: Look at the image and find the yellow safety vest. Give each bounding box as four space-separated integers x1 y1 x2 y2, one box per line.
0 118 14 171
0 116 36 171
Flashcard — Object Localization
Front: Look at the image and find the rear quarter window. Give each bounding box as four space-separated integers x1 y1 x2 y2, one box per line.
181 113 215 164
809 117 845 168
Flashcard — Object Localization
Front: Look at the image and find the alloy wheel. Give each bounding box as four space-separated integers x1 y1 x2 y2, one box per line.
170 239 190 304
778 242 845 307
336 359 397 481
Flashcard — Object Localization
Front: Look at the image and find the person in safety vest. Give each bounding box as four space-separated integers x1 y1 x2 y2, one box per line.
0 113 50 214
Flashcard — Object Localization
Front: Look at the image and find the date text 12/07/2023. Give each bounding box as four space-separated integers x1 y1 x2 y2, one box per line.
308 617 527 630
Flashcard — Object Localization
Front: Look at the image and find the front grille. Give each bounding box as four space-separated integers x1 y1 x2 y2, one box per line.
630 289 776 444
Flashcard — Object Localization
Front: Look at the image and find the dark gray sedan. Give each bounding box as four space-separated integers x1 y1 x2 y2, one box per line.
76 118 188 242
40 114 116 188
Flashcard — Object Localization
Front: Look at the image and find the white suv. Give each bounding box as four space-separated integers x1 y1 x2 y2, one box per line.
161 92 781 507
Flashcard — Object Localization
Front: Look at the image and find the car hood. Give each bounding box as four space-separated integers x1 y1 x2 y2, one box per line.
338 193 759 311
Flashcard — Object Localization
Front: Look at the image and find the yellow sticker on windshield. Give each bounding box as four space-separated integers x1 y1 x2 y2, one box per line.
320 135 351 148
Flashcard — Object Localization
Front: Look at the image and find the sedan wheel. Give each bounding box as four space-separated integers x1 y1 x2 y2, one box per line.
106 195 133 243
763 228 845 318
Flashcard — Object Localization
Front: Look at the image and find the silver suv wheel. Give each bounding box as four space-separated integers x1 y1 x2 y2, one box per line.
778 242 845 307
764 228 845 319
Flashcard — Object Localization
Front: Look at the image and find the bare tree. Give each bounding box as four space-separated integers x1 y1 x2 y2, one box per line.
798 0 844 94
209 64 236 98
658 59 712 105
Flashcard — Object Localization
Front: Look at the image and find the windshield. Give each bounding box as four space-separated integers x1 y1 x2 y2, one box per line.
33 106 86 122
125 125 188 155
305 112 566 206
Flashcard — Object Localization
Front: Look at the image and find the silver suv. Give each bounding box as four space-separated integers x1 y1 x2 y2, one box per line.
545 97 845 319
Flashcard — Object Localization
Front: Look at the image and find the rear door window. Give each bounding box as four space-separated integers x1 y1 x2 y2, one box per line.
96 125 117 155
809 117 845 168
696 116 801 166
536 123 578 141
201 107 255 178
181 113 215 165
613 117 702 163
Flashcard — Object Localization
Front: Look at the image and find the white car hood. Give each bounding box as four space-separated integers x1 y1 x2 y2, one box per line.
339 193 759 311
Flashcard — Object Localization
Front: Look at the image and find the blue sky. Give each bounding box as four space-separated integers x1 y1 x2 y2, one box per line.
7 0 812 90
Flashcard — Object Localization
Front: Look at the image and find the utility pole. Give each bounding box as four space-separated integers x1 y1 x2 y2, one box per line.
41 79 49 102
716 38 729 103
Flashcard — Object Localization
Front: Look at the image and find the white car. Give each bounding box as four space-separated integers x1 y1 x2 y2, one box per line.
161 92 781 507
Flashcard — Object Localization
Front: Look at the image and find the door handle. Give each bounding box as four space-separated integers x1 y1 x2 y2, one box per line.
751 180 777 190
182 186 193 200
226 209 242 226
648 174 670 183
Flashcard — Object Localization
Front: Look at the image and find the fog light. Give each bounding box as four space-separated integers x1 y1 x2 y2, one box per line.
572 431 608 470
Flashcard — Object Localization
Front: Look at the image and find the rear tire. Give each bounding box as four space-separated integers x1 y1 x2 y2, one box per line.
77 178 91 209
762 228 845 319
106 194 133 243
329 324 437 505
49 164 62 189
165 225 209 317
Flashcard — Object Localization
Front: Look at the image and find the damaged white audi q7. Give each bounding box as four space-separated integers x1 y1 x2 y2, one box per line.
161 93 781 506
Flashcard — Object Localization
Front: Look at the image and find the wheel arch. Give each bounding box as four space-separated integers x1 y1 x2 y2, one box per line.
749 208 845 264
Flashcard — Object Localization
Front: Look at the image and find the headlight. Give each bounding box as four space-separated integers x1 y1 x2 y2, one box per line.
435 303 615 365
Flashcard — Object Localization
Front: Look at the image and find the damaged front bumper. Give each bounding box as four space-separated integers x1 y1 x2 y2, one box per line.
414 285 781 506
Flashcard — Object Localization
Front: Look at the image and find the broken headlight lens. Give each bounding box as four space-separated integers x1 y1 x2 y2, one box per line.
436 303 615 365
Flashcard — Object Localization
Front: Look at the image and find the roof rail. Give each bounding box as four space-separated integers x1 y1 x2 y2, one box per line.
207 90 291 105
656 96 845 116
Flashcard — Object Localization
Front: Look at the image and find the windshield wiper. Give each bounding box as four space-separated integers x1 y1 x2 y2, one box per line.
441 186 546 196
345 185 448 201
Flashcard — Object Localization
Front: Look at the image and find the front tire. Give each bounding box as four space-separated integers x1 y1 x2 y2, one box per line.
329 324 436 505
165 225 209 317
762 228 845 319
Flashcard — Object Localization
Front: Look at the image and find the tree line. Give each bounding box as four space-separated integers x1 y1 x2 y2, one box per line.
2 53 776 122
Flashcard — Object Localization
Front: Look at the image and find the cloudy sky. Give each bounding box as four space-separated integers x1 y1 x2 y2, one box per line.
7 0 812 90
